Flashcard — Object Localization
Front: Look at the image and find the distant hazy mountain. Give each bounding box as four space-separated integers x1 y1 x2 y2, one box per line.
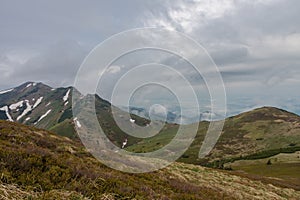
126 106 223 124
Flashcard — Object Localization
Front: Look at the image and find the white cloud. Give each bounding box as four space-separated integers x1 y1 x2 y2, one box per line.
106 65 121 74
144 0 236 33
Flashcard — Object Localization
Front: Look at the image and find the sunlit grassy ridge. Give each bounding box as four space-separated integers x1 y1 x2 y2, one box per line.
127 107 300 164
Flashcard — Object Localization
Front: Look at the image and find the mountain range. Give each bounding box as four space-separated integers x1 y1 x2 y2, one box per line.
0 82 300 186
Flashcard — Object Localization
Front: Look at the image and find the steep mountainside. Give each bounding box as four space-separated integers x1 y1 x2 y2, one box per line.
0 82 73 131
1 120 300 199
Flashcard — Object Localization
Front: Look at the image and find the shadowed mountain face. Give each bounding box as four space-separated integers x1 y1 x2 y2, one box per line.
1 120 300 199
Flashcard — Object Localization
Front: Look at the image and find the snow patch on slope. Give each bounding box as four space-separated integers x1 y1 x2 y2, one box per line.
26 83 32 88
17 100 32 121
63 89 70 102
32 97 43 109
0 106 13 121
74 117 82 128
122 138 128 149
0 88 13 94
35 109 52 124
26 82 38 88
9 100 24 110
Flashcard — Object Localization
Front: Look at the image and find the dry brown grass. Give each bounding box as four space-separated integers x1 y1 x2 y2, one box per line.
0 183 90 200
0 183 36 200
165 162 300 200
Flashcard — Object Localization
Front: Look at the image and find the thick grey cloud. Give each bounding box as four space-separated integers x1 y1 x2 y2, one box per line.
0 0 299 116
0 40 87 88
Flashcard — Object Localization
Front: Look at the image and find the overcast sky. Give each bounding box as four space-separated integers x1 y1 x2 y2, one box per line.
0 0 299 116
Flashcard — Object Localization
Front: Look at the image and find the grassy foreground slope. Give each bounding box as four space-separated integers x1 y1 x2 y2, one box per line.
1 121 300 199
